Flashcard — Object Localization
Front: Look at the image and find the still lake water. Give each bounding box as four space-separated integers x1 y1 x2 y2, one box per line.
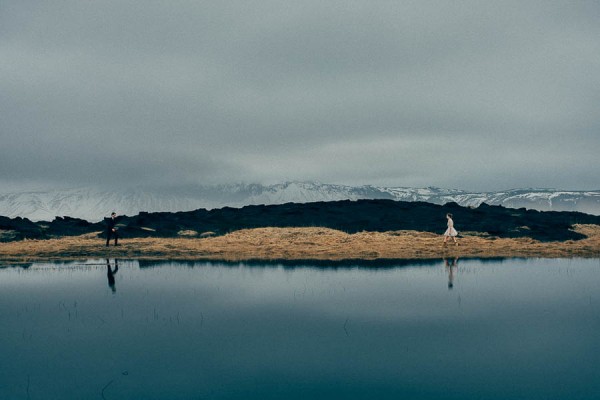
1 258 599 400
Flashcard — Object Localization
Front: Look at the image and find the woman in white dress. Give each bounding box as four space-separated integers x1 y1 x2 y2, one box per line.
443 213 458 246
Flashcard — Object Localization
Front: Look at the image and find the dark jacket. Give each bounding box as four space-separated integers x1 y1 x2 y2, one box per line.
106 217 118 231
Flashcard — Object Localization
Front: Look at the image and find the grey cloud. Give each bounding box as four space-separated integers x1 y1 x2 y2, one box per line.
0 137 244 188
1 1 599 191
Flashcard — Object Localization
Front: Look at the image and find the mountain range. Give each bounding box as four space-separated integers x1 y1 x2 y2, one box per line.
1 182 599 221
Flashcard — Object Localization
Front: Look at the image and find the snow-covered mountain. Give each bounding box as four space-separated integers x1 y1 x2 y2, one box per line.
1 182 599 221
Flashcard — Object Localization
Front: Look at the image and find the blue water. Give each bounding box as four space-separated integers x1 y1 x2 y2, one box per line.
1 258 599 399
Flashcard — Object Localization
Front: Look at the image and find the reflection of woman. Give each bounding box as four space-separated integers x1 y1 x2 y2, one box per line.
443 213 458 246
444 257 458 289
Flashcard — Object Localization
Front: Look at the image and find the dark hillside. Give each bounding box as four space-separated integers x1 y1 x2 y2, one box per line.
2 200 599 242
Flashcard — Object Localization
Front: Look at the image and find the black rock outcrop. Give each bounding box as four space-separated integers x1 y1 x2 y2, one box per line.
1 200 599 242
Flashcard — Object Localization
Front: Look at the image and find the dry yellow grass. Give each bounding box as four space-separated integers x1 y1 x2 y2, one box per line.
1 225 599 262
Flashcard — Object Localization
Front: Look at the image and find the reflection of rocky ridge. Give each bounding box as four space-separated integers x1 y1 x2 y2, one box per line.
2 200 600 243
0 183 599 221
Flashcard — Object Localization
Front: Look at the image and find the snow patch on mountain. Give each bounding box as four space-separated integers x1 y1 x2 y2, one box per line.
1 182 599 221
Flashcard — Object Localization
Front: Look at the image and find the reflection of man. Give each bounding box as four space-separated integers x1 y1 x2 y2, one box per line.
106 259 119 293
444 257 458 289
105 212 119 247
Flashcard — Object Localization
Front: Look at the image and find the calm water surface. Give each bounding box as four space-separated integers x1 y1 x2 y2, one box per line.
1 258 599 399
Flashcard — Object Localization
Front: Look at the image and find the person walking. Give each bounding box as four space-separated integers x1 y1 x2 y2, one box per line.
443 213 458 246
105 212 119 247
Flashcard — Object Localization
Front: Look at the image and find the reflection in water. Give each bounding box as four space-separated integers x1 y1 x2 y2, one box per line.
137 258 446 270
444 257 459 289
106 259 119 293
2 258 600 400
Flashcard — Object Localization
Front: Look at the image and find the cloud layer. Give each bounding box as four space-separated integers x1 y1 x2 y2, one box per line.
1 1 599 191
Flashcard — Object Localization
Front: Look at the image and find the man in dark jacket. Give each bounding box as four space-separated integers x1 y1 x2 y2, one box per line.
106 212 119 246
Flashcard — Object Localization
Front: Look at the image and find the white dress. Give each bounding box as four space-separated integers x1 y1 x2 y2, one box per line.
444 218 458 237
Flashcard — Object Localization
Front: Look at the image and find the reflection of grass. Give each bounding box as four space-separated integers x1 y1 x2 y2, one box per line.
1 225 599 262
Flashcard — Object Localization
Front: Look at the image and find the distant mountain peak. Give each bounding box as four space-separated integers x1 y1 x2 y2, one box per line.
1 183 599 221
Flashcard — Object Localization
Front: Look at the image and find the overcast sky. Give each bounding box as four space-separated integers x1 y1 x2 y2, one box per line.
1 1 598 192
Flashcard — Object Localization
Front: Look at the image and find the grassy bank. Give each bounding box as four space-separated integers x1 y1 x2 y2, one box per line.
1 224 599 262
